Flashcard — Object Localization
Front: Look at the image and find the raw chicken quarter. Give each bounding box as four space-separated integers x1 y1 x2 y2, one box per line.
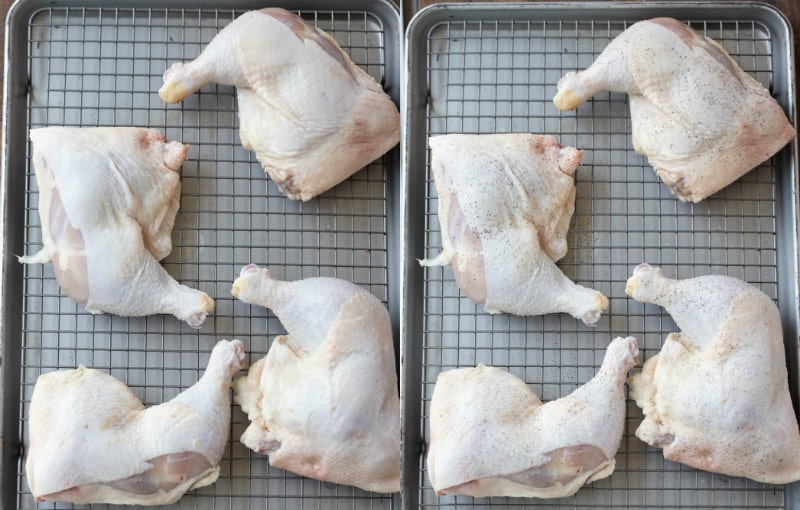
231 265 400 493
159 8 400 201
427 336 639 498
19 127 214 327
554 18 795 202
421 133 608 325
25 339 246 505
626 264 800 484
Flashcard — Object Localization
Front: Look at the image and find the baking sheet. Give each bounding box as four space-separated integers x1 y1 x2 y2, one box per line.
1 1 401 508
401 2 799 509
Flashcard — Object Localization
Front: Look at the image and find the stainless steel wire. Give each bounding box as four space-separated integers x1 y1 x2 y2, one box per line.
413 13 789 510
16 5 397 509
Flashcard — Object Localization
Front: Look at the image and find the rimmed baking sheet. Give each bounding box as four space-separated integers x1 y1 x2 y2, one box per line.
402 2 799 509
2 1 401 508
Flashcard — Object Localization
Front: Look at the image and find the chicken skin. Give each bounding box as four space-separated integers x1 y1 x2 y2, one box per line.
428 336 639 498
231 265 400 493
421 133 608 325
159 8 400 201
627 264 800 484
26 339 245 505
554 18 795 202
19 127 213 327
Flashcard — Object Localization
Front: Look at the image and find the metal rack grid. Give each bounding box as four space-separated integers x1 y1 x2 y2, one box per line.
13 4 397 509
412 11 792 510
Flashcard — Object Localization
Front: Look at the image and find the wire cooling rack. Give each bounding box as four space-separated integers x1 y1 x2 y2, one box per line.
403 4 798 510
7 2 399 509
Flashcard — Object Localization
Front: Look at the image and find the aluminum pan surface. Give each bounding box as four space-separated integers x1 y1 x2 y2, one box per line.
1 0 401 508
402 2 799 509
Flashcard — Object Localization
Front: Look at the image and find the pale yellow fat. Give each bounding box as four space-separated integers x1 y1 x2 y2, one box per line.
158 81 190 104
553 89 582 111
231 279 246 298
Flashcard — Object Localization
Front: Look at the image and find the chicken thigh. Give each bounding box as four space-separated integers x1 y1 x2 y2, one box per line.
626 264 800 484
19 127 213 327
420 133 608 325
230 265 400 493
554 18 795 202
428 336 638 498
26 339 245 505
159 8 400 201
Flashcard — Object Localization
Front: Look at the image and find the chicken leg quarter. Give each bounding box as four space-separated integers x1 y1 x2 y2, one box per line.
421 133 608 325
26 339 245 505
19 127 214 327
231 265 400 493
554 18 795 202
626 264 800 484
159 8 400 201
427 336 639 498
